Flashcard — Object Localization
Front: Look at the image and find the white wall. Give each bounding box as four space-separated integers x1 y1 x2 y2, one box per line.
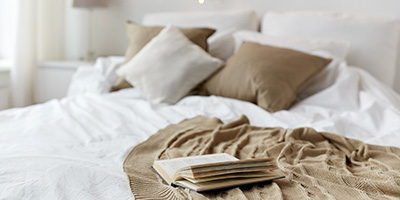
63 0 400 91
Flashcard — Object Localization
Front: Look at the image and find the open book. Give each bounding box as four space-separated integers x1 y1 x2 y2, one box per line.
151 153 285 192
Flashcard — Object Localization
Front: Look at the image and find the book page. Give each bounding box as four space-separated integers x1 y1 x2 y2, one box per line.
183 171 282 183
175 175 285 192
187 158 273 171
182 166 278 179
154 153 238 180
189 161 276 174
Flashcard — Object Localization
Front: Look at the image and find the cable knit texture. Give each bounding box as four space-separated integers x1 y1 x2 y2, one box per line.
123 115 400 199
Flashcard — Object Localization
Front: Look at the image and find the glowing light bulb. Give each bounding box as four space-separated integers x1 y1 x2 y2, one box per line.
198 0 204 4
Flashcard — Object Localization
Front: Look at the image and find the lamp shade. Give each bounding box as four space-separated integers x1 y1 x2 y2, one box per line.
73 0 107 8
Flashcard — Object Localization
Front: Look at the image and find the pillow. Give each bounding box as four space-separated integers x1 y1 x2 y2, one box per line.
201 41 332 112
116 25 224 105
143 10 259 61
233 30 350 60
207 27 236 61
124 21 215 62
112 21 216 91
262 11 400 87
67 57 124 96
233 30 348 99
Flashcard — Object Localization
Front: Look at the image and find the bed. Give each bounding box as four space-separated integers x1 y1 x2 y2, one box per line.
1 10 400 199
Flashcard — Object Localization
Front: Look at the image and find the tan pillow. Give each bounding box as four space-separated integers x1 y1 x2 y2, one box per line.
202 41 332 112
112 21 216 91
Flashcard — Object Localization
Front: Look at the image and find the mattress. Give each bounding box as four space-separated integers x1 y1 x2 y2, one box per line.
1 60 400 199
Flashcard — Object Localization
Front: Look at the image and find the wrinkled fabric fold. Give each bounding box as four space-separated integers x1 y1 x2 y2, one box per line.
124 115 400 200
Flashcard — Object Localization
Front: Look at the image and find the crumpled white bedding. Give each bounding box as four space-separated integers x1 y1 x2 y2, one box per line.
1 59 400 199
67 57 125 96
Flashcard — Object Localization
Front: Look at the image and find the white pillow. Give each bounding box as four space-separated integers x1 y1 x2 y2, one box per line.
67 57 124 96
262 11 400 87
143 10 259 61
116 25 224 105
233 30 350 60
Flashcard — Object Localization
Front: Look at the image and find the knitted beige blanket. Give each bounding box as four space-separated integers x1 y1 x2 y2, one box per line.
123 115 400 200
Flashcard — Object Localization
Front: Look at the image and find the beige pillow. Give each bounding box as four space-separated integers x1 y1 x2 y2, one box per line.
202 42 332 112
112 21 216 91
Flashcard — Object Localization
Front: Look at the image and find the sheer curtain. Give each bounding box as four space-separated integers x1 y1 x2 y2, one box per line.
11 0 65 107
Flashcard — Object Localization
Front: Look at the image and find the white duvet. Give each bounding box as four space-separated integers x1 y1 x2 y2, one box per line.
1 59 400 199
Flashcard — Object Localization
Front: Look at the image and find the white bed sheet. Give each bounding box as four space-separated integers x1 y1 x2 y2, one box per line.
1 61 400 199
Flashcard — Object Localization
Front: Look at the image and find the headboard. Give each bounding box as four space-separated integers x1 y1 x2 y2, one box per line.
64 0 400 92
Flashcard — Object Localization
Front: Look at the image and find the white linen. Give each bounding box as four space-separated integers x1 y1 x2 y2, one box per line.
262 11 400 87
67 56 124 96
116 26 223 105
1 60 400 199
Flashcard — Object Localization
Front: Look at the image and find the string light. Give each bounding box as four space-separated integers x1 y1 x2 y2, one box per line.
198 0 205 4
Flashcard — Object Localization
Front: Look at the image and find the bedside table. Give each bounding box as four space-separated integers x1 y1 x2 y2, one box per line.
34 61 93 103
0 62 10 110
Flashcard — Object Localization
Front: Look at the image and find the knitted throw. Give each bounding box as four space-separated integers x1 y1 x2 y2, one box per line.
123 115 400 199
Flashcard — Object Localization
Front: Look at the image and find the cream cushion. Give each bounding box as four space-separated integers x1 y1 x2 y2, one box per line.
116 25 224 105
112 21 216 91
